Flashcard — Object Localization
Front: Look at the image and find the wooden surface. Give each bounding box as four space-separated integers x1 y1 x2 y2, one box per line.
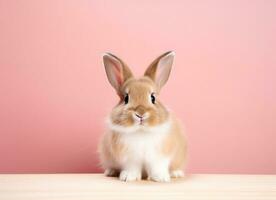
0 174 275 200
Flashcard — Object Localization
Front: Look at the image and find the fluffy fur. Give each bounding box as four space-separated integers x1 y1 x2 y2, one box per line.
99 51 187 182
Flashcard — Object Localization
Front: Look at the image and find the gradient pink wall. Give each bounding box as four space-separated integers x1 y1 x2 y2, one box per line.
0 0 275 173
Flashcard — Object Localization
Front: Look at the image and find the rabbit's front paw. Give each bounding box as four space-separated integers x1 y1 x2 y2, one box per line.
170 170 184 178
119 170 141 181
149 172 171 182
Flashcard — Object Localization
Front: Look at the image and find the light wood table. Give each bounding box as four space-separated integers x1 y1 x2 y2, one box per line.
0 174 275 200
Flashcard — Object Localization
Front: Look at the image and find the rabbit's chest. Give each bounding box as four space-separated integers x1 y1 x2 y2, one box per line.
120 129 168 162
108 119 172 164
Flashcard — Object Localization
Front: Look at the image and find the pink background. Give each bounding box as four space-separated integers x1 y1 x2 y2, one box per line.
0 0 275 174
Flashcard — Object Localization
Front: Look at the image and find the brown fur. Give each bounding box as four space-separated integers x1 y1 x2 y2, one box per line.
110 77 169 127
99 130 126 170
161 116 187 171
100 51 187 180
100 77 187 175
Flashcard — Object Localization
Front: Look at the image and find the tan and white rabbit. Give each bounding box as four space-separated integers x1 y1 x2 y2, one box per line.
99 51 187 182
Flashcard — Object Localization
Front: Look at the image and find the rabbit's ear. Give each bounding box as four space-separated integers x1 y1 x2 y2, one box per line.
144 51 175 90
103 53 133 92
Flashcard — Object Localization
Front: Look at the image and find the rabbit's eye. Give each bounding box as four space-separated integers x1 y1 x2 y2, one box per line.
151 93 155 104
124 93 129 104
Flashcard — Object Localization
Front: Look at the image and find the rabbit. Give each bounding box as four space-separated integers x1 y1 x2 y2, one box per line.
98 51 187 182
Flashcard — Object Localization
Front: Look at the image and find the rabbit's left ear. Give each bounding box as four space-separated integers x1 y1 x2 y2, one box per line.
103 53 133 93
144 51 175 91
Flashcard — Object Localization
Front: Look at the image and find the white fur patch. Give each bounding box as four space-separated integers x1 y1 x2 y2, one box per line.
119 169 142 181
105 116 172 182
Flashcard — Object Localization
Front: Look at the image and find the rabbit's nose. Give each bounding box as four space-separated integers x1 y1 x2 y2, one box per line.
134 113 147 124
134 112 149 121
135 113 143 119
135 105 146 116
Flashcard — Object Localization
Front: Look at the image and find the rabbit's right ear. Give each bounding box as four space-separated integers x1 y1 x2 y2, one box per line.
103 53 133 92
144 51 175 91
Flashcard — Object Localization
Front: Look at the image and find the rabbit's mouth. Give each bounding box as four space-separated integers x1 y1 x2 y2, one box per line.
139 119 144 125
133 113 149 126
137 118 145 126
